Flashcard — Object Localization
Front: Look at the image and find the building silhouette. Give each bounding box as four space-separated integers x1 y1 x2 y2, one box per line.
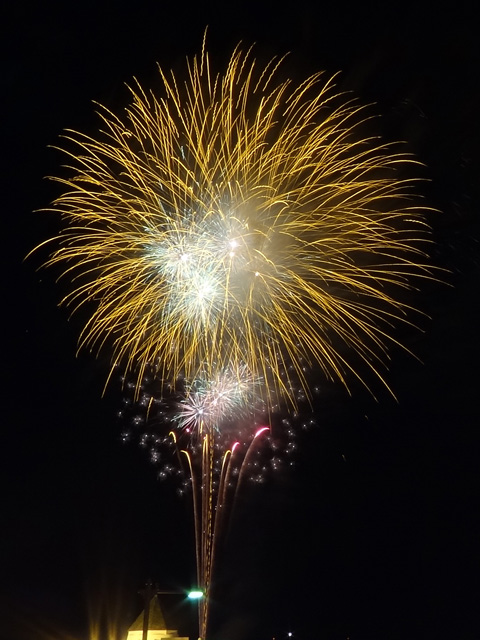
126 594 190 640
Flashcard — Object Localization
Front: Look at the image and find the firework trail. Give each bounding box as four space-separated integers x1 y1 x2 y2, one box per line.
121 364 273 637
33 34 433 638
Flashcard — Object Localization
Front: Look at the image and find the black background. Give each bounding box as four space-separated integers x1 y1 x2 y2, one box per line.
2 1 480 639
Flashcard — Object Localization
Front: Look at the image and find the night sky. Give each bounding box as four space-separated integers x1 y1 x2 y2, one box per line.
2 2 480 639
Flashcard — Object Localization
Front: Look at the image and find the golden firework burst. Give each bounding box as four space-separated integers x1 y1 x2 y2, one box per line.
36 37 432 404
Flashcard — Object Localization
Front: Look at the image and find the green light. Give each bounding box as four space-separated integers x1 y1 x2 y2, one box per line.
187 590 204 600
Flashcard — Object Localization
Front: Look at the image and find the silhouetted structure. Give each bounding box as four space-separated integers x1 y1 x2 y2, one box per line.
126 595 189 640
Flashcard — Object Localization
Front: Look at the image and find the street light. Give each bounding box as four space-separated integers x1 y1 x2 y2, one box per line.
139 582 204 640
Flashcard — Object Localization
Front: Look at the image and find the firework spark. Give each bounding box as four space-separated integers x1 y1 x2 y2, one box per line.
120 363 309 492
36 37 432 407
173 365 262 435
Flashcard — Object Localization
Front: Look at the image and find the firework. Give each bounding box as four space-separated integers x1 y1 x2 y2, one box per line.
36 37 431 407
119 358 316 638
121 364 273 638
173 364 262 437
32 34 434 639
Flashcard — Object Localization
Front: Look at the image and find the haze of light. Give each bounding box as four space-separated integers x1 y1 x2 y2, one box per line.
37 40 431 409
